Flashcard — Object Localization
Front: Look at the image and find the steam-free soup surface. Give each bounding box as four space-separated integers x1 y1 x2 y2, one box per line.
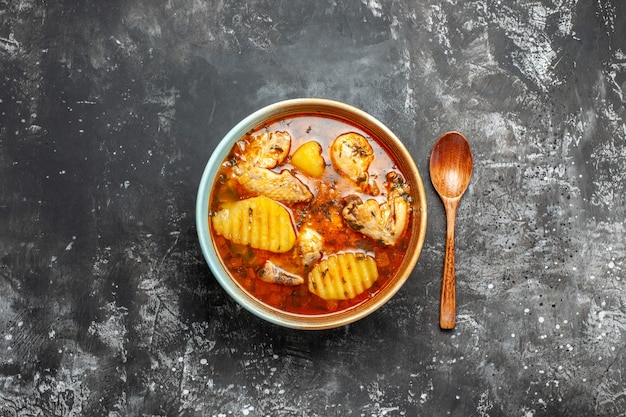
209 114 413 315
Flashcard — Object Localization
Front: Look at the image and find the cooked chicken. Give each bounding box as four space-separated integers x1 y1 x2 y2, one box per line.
341 172 411 246
258 260 304 286
297 227 323 266
237 166 313 203
330 132 375 186
235 131 291 169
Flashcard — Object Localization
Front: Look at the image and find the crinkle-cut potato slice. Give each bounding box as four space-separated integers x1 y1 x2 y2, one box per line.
212 196 296 253
308 252 379 300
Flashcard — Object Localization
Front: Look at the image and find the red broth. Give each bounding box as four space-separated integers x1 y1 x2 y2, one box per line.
209 114 412 315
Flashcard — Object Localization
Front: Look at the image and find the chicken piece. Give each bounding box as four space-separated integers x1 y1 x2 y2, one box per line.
297 227 323 266
237 166 313 203
258 260 304 286
235 131 291 169
330 132 375 186
341 172 411 246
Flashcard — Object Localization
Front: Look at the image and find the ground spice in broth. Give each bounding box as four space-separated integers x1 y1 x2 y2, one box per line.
209 113 412 315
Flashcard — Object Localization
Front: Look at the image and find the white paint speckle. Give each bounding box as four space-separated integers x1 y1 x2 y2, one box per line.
360 0 383 18
538 316 545 323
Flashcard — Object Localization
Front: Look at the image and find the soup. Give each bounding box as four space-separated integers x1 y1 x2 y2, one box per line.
209 113 413 315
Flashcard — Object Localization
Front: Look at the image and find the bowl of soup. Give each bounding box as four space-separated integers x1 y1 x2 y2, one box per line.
196 98 427 329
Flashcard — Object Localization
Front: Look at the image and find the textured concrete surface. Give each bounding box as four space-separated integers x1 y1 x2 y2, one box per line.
1 1 625 416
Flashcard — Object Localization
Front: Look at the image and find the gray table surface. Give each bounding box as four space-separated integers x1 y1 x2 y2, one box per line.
1 1 625 416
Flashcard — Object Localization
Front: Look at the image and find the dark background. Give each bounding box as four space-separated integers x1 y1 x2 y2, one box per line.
1 1 625 416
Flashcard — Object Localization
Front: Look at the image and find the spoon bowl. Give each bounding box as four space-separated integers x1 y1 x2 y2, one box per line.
429 131 473 329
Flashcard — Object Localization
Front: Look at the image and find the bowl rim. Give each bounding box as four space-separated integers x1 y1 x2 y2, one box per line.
196 98 427 330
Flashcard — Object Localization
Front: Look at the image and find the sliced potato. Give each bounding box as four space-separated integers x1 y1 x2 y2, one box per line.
308 252 378 300
291 141 325 178
212 196 296 253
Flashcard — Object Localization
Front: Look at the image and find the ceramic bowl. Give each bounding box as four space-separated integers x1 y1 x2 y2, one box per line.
196 98 427 329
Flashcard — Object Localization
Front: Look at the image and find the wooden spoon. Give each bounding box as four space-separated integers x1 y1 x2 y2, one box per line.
429 131 473 329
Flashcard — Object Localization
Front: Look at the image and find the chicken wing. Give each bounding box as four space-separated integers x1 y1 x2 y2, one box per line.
235 131 291 169
341 172 411 246
237 166 313 203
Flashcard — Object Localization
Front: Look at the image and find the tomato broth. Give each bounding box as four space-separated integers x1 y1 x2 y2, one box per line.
209 114 413 315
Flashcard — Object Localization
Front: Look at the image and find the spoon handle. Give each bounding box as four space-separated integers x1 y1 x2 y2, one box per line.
440 201 457 329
